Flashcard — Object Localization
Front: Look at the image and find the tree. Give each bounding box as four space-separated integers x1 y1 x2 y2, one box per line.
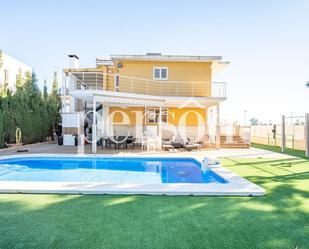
16 68 24 89
0 50 2 92
0 49 3 69
51 71 58 96
0 110 4 146
0 92 16 144
249 117 259 125
0 49 7 96
46 72 61 136
43 80 48 100
0 70 61 148
14 71 42 143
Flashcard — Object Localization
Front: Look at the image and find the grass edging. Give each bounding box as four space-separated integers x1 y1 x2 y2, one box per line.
251 142 307 159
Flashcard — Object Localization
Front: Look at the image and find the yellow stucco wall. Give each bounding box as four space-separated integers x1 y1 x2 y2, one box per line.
110 107 145 125
110 107 207 126
115 61 212 97
116 61 211 81
66 60 213 96
168 108 206 126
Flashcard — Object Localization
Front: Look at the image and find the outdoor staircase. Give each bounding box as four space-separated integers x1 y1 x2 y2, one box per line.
220 135 249 149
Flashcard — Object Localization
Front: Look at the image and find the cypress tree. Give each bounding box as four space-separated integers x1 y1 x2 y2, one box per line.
51 71 58 96
0 69 61 147
1 91 16 144
43 79 48 100
16 68 24 89
47 71 61 135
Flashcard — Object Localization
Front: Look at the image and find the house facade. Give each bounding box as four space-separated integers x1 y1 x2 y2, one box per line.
62 53 229 152
0 51 32 92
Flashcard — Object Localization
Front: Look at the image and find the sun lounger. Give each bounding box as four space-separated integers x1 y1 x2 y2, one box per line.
183 138 202 151
183 144 198 151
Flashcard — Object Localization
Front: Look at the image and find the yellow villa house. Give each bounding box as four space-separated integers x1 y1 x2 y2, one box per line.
61 53 245 153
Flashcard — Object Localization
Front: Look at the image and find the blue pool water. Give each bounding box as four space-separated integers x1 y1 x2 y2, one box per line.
0 157 227 184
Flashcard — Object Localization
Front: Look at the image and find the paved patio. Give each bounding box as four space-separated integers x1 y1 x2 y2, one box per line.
0 142 293 160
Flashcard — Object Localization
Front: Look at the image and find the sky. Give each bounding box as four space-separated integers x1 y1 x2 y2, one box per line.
1 0 308 123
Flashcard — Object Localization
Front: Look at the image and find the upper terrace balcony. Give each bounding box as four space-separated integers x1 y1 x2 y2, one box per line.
64 71 226 98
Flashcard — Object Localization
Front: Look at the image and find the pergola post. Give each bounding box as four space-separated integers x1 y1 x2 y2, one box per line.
216 104 221 149
77 112 84 154
281 115 286 153
305 113 309 158
158 106 163 150
102 104 110 140
92 98 97 153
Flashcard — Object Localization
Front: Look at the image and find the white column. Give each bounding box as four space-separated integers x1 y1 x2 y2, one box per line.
207 108 215 144
281 115 286 153
305 113 309 158
92 98 97 153
158 106 163 150
205 108 208 142
216 104 221 149
77 112 84 154
102 104 110 138
61 72 66 113
68 73 76 112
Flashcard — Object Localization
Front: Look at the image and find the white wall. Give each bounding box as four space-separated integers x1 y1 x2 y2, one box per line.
251 124 305 150
0 52 32 92
62 112 83 128
251 124 304 139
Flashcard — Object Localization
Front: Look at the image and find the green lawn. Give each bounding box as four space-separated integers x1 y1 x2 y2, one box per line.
0 157 308 249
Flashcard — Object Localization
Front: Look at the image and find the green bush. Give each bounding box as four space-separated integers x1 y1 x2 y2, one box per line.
0 71 61 147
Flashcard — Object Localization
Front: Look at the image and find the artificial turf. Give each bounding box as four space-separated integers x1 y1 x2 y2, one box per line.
0 157 308 249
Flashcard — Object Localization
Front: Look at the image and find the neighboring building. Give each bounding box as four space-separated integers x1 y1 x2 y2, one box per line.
0 52 32 92
62 53 233 152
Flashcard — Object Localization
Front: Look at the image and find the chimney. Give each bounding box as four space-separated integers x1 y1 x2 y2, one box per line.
68 55 80 68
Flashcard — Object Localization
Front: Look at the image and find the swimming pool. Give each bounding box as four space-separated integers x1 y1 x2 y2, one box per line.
0 155 265 196
0 156 226 184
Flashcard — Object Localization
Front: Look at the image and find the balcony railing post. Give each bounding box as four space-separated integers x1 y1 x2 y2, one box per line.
175 82 178 96
211 82 226 98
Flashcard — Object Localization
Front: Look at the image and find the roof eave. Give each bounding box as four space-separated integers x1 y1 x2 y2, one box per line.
110 54 223 63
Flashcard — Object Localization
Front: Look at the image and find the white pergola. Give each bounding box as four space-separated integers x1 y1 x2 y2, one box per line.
69 90 223 153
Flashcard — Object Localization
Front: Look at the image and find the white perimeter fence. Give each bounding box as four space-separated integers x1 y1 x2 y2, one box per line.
251 113 309 158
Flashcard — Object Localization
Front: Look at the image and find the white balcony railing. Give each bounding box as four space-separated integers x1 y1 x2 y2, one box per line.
66 72 226 98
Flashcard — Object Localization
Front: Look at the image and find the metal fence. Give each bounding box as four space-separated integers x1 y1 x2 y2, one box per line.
65 71 227 98
251 113 309 157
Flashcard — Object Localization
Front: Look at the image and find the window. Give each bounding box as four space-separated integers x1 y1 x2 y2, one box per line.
153 67 168 80
154 68 160 79
161 68 167 79
147 108 168 123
